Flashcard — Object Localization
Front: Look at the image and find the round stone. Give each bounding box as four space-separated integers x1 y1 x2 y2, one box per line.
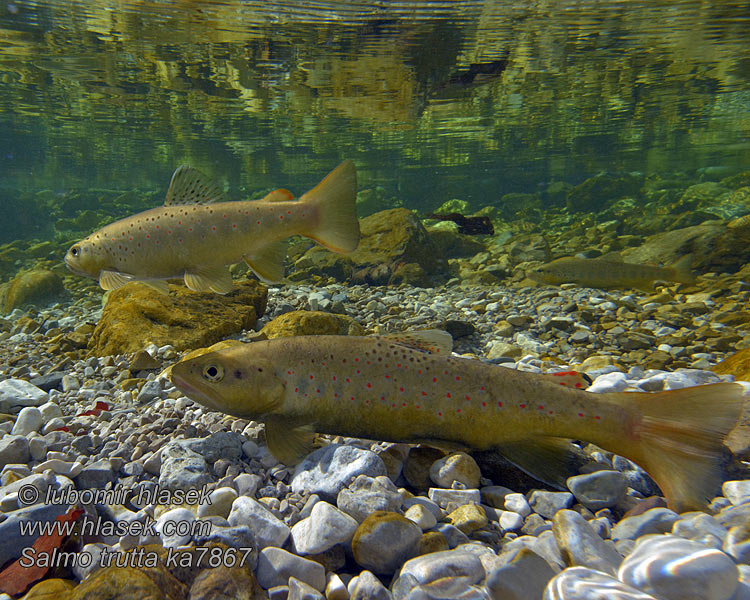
429 452 481 489
351 511 422 574
567 470 628 511
618 534 739 600
291 501 358 555
545 566 658 600
11 407 43 436
446 503 488 535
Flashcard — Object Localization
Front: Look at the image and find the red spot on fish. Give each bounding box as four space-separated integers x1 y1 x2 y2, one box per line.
422 391 427 396
392 403 396 408
345 378 350 383
245 211 249 215
498 401 503 407
397 363 401 367
575 383 582 388
456 376 461 381
356 370 361 374
294 387 299 392
367 383 372 388
146 235 150 239
287 210 291 214
446 392 451 398
316 389 321 394
355 358 359 362
212 226 216 231
309 375 314 380
189 228 193 232
332 376 336 381
279 215 284 220
432 377 437 382
233 224 237 228
334 393 338 398
418 370 422 374
480 386 485 391
399 387 404 392
287 370 292 375
465 395 470 401
178 221 181 225
402 402 406 407
438 412 443 416
457 408 461 413
156 225 160 229
257 220 261 225
549 410 554 414
482 402 486 407
416 404 420 409
595 415 601 420
520 404 526 409
385 375 390 379
223 214 227 218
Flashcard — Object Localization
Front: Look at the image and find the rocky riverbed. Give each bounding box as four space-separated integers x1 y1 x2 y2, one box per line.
0 276 748 600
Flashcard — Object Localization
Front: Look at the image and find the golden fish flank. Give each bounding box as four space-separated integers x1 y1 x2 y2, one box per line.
65 160 359 294
528 255 694 291
169 331 744 513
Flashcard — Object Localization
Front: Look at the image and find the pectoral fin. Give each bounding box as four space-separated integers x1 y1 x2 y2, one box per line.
496 437 589 489
265 420 316 465
99 270 135 291
244 240 288 283
184 266 233 294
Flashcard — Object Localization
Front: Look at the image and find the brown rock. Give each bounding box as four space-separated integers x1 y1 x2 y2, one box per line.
130 350 161 370
20 578 76 600
88 280 266 356
69 564 185 600
187 565 264 600
403 446 446 491
1 269 65 313
261 310 364 338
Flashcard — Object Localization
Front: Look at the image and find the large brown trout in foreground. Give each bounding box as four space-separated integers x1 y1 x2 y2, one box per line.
65 161 359 293
170 331 744 512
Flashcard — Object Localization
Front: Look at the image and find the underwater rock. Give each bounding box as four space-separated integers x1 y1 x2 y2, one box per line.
294 208 439 285
427 228 487 259
678 181 729 210
1 268 65 313
621 223 742 273
261 310 364 338
21 578 76 599
499 192 541 219
721 170 750 190
356 186 402 218
187 564 265 599
88 280 266 356
505 233 551 266
566 172 643 213
68 563 186 600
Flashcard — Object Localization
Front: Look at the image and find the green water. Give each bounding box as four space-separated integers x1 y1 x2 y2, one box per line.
0 0 749 246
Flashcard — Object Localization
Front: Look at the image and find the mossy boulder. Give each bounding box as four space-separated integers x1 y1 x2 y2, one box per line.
261 310 364 338
88 280 267 356
19 578 76 599
566 173 643 213
68 563 185 600
1 268 65 313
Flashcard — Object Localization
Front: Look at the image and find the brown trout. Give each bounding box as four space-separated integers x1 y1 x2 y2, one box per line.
65 161 359 293
170 330 744 512
528 255 694 291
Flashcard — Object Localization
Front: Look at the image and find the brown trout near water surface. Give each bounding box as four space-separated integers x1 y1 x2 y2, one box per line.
65 161 359 293
528 255 694 291
170 330 744 512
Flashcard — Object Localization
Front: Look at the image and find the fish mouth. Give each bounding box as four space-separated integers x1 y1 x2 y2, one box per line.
170 372 223 411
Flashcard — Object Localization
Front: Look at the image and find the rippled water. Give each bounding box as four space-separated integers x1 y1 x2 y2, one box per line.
0 0 748 220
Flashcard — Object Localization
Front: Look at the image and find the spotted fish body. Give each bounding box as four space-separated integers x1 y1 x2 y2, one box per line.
65 160 359 293
170 332 744 512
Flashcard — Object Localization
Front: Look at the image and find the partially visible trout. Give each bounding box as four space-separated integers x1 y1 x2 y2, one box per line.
65 161 359 293
529 255 694 291
170 331 744 512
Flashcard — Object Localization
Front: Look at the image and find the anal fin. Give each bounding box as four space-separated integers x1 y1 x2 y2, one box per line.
184 266 233 294
244 240 288 283
496 437 589 489
265 420 315 466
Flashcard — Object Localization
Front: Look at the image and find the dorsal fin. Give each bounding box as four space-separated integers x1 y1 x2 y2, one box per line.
165 166 224 205
381 329 453 354
262 188 294 202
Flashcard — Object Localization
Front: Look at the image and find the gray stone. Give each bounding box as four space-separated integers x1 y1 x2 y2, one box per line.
228 496 290 549
158 440 212 491
486 548 556 600
288 576 325 600
0 502 69 566
292 444 387 502
544 566 658 600
428 488 481 509
194 525 257 567
350 570 392 600
529 490 574 519
182 431 244 462
611 507 680 541
433 523 471 548
10 407 43 435
618 535 739 600
500 533 565 572
337 474 403 522
196 486 238 520
429 452 481 489
74 459 117 489
723 480 750 506
397 549 484 593
402 496 442 522
0 435 30 468
0 378 48 411
403 578 487 600
715 501 750 529
672 512 727 545
723 521 750 564
552 509 622 575
352 511 422 574
567 470 628 511
135 379 162 403
291 500 358 554
256 546 326 591
155 507 196 547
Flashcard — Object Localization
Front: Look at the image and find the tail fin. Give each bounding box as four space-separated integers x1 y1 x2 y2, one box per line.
670 254 695 284
301 160 360 253
611 382 744 512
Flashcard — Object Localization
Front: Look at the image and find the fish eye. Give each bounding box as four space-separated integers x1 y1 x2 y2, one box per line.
202 364 224 382
70 246 80 256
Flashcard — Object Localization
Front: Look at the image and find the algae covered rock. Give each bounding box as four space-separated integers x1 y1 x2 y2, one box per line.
19 578 76 599
68 564 185 600
1 268 65 313
566 172 643 213
262 310 364 338
293 208 439 285
88 280 266 356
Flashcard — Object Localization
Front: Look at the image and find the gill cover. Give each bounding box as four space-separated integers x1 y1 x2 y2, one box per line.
171 351 284 418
